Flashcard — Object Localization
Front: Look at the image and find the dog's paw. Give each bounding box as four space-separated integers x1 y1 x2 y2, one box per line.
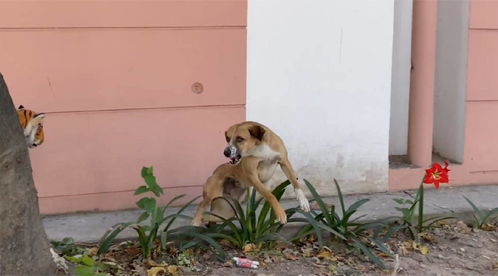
191 218 202 227
295 188 311 212
275 207 287 224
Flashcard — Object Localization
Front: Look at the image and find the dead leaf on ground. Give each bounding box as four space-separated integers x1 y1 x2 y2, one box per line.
316 250 337 262
219 239 233 248
243 243 258 253
86 247 98 256
124 246 141 257
146 259 161 267
282 249 300 261
167 265 180 276
412 242 429 255
147 267 165 276
482 223 497 231
455 221 471 233
419 232 434 243
302 247 314 258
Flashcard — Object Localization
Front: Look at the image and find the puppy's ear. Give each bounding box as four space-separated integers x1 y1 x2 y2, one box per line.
248 125 265 141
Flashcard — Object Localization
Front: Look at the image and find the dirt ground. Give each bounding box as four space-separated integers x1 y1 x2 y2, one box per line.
181 221 498 276
65 220 498 276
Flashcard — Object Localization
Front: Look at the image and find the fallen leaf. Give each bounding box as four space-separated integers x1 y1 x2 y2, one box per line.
419 246 429 255
124 247 140 257
482 223 497 231
219 239 233 248
167 265 180 276
223 261 233 267
283 251 300 261
412 242 429 255
455 221 471 233
316 250 337 261
86 247 98 256
243 243 258 253
147 267 165 276
302 247 314 258
146 259 160 267
419 232 434 243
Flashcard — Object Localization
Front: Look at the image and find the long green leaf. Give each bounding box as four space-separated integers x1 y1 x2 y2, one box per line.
178 230 226 260
333 179 346 218
352 239 385 269
295 209 324 247
423 215 455 227
481 208 498 226
256 181 290 236
163 195 201 231
304 179 335 226
204 211 243 246
463 196 486 226
165 194 186 209
342 198 370 224
97 222 133 255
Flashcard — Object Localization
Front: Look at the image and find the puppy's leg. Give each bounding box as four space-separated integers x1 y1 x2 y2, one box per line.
192 196 210 226
279 158 310 212
246 174 287 224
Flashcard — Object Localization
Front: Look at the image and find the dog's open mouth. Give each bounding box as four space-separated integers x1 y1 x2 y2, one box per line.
230 155 241 164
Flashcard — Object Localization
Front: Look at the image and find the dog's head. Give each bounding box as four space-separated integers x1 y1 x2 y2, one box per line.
224 122 266 164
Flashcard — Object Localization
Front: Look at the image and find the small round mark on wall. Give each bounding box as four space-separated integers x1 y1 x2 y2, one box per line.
191 82 204 94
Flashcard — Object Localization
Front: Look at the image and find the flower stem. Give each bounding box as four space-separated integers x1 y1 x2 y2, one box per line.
417 183 424 233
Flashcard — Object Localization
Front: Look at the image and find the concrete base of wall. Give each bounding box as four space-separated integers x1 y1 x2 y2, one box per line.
43 184 498 243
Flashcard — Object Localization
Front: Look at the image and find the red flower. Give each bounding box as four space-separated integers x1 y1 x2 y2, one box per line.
423 161 450 189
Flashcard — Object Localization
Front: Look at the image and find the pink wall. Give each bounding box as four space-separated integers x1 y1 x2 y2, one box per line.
390 0 498 190
0 0 247 214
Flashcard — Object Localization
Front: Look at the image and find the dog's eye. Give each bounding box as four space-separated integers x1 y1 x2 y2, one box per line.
236 136 244 143
225 136 230 143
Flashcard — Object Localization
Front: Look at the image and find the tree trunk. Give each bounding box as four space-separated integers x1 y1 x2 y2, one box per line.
0 73 57 275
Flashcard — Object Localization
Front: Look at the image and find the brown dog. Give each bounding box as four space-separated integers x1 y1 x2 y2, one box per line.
191 121 310 226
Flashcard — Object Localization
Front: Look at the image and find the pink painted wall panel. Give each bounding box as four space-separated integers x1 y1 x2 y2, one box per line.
464 102 498 172
0 29 246 112
39 185 203 214
0 0 246 28
30 106 244 198
469 0 498 29
467 30 498 101
1 1 247 214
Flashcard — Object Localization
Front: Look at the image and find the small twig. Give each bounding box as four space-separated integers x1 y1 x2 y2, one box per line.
391 254 400 276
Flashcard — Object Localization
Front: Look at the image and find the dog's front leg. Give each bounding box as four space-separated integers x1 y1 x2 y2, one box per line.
246 174 287 224
192 197 210 226
279 158 310 212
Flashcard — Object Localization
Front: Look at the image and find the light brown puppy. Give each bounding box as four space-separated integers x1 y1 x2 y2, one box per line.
192 121 310 226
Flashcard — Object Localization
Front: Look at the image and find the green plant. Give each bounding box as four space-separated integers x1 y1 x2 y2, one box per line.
296 179 395 268
393 192 452 239
98 167 200 258
464 196 498 229
393 162 453 238
66 254 108 276
51 237 86 257
203 180 295 249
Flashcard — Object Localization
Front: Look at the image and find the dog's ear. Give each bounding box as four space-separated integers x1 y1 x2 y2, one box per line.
248 125 265 141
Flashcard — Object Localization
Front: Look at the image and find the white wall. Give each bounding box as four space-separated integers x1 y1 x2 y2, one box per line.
389 0 413 155
247 0 395 194
433 0 469 163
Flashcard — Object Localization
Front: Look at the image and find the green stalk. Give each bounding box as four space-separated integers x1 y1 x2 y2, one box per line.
417 182 424 233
